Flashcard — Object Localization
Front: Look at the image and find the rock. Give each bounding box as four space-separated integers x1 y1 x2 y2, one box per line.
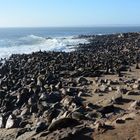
115 118 125 124
128 100 140 110
120 88 129 94
136 63 140 69
35 121 48 133
5 115 15 129
106 80 111 86
61 96 74 107
99 84 107 93
0 33 140 139
86 111 102 120
77 77 88 85
60 88 67 95
57 111 69 119
55 81 62 90
94 120 106 130
0 90 6 99
98 93 104 96
39 92 48 101
126 91 140 95
19 121 29 128
16 128 28 138
95 77 99 83
48 92 62 103
112 94 123 103
12 109 20 116
37 75 44 86
132 84 140 90
20 108 30 116
5 115 19 129
48 118 80 131
108 86 113 92
16 90 29 107
116 86 122 94
111 80 119 85
137 78 140 84
66 87 77 95
78 91 87 97
51 102 61 109
0 115 3 128
46 125 86 140
85 102 98 110
98 79 103 84
98 104 115 114
71 112 85 120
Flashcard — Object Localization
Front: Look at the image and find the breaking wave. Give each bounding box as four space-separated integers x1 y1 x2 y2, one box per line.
0 35 89 59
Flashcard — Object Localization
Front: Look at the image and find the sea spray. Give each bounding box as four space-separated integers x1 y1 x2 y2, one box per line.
0 35 89 59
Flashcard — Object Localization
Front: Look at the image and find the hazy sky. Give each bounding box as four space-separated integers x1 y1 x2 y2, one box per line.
0 0 140 27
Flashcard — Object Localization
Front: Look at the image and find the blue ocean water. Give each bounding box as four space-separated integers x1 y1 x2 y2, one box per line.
0 27 140 58
0 27 140 39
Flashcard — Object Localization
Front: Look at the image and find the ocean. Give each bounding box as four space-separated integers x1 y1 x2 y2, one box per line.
0 27 140 59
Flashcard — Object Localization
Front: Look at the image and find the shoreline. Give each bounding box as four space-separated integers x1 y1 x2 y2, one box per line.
0 32 140 140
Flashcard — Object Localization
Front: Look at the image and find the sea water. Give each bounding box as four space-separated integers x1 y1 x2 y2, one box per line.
0 27 140 59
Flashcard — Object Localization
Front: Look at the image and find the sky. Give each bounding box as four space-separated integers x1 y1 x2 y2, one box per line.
0 0 140 27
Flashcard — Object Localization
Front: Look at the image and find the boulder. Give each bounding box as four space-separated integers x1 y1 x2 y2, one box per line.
71 112 85 120
86 111 102 120
5 115 19 129
126 91 140 95
77 77 88 85
128 100 140 110
48 118 80 131
94 120 106 130
112 94 123 103
115 118 125 124
35 121 48 133
0 115 3 128
98 104 115 114
16 128 28 138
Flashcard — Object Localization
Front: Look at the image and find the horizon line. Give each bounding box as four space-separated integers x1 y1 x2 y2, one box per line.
0 25 140 28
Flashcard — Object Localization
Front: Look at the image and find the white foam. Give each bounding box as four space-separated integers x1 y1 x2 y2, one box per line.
0 35 89 59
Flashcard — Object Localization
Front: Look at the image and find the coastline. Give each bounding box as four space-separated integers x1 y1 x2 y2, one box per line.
0 32 140 139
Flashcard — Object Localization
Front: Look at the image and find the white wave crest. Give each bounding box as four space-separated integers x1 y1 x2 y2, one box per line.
18 35 47 45
0 35 89 59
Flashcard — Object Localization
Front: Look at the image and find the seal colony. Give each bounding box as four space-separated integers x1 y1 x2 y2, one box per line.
0 32 140 140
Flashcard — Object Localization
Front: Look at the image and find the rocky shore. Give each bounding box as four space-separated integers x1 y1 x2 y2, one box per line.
0 32 140 140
